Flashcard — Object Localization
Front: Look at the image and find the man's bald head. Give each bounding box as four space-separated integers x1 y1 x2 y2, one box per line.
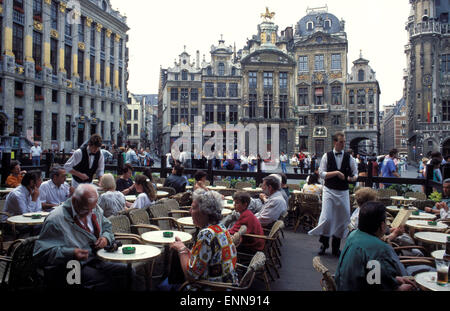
72 184 98 216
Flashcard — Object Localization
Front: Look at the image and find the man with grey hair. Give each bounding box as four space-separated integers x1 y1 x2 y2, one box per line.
34 184 135 290
255 175 287 228
425 178 450 219
39 165 74 210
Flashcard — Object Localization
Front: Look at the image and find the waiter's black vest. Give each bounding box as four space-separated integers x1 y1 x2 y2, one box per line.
324 151 351 191
73 147 100 184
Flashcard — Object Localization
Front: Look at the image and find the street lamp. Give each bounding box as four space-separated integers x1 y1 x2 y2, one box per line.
72 122 76 150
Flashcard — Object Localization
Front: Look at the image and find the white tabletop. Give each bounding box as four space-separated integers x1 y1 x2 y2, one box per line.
415 272 450 291
224 196 234 201
386 206 418 213
7 215 46 225
176 217 195 227
222 201 235 209
186 185 193 190
390 196 417 201
207 186 227 190
156 183 163 188
157 191 169 198
22 211 50 217
432 250 445 260
406 220 448 232
243 187 263 192
222 208 232 216
414 232 450 245
0 188 15 194
141 230 192 245
125 195 137 202
97 244 161 264
291 190 302 195
409 212 437 221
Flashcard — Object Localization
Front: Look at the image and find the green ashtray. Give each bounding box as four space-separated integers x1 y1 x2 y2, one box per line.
227 200 233 204
427 221 437 226
412 211 420 216
252 186 256 189
163 232 174 238
31 214 42 219
0 187 6 191
122 247 136 255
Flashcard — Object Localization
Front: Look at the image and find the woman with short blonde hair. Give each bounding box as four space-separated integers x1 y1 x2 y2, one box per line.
98 173 127 217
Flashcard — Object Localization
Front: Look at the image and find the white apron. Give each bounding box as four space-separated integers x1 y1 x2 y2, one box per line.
308 186 350 239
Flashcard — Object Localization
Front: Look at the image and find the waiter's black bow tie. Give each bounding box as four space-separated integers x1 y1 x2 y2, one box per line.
335 152 343 156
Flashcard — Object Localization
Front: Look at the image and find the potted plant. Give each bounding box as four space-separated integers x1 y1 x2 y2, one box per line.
429 191 442 203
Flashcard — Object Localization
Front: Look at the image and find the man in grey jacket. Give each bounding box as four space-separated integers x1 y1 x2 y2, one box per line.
33 184 136 290
255 175 287 228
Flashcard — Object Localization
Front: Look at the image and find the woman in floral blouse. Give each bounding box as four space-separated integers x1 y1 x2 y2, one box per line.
170 189 239 287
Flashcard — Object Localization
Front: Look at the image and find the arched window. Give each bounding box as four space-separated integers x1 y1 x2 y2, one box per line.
307 21 314 31
218 63 225 76
358 69 365 82
324 19 331 30
181 70 188 81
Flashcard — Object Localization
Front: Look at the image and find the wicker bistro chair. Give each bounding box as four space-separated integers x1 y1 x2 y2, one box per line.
147 203 190 231
128 209 163 236
108 214 160 244
412 200 436 211
294 193 321 233
0 236 42 290
231 225 247 248
235 181 253 190
215 181 231 188
159 186 177 197
405 192 427 201
377 188 398 198
312 256 336 291
178 251 267 291
287 184 301 191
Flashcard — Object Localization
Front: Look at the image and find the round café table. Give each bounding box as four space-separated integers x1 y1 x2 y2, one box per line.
141 230 193 279
156 183 163 189
97 244 161 290
7 213 48 239
415 272 450 291
176 217 196 228
224 196 234 201
431 250 445 260
125 195 137 202
186 185 193 190
291 190 302 195
390 196 417 206
243 187 263 193
414 232 450 250
386 206 418 214
222 201 235 209
207 186 227 191
406 220 448 234
0 188 15 199
156 191 169 199
409 212 437 221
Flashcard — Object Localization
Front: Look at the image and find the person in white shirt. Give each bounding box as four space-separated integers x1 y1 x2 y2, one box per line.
125 145 139 165
3 171 42 221
30 141 42 167
131 175 157 210
240 153 249 171
39 166 73 210
280 152 288 174
64 134 105 188
255 175 287 228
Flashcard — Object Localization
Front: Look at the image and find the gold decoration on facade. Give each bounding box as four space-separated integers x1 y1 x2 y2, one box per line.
330 72 342 79
17 66 24 75
44 0 51 4
261 7 275 21
315 72 324 83
96 23 103 32
50 29 59 38
298 75 309 80
59 1 66 13
0 5 3 15
78 42 85 50
34 21 43 31
106 29 112 38
114 34 121 42
271 33 276 44
86 17 93 27
261 32 266 44
67 80 73 88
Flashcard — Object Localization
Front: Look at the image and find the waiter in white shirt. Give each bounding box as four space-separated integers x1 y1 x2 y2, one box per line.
308 132 358 257
39 165 74 210
64 134 105 188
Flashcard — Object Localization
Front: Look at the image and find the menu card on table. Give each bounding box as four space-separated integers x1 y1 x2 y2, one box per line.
391 209 412 229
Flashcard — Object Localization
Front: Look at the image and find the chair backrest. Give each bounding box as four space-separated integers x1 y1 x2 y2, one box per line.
0 200 6 213
312 256 336 291
128 209 151 235
108 215 132 234
231 225 247 246
148 203 172 230
162 199 180 211
239 251 266 289
268 220 284 239
5 236 41 290
235 181 252 190
159 186 176 197
287 184 301 191
215 181 231 188
376 188 397 198
405 192 427 201
300 193 320 202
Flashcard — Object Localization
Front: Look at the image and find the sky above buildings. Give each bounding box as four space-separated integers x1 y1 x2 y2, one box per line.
109 0 410 110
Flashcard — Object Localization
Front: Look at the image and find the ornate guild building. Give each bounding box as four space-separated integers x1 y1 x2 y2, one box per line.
405 0 450 158
159 7 381 157
0 0 129 151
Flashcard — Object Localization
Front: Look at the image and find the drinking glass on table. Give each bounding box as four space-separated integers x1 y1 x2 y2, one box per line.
435 259 449 286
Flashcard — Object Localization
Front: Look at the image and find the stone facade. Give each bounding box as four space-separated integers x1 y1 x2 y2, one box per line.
381 99 408 156
0 0 129 151
405 0 450 159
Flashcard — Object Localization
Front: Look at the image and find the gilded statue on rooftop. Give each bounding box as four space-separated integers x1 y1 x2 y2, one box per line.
261 7 275 21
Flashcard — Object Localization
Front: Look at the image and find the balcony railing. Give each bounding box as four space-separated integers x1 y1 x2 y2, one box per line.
52 74 58 84
418 122 450 132
310 104 329 113
409 21 450 37
13 11 25 25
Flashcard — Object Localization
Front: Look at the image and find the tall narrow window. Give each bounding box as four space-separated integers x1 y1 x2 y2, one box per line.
180 107 188 124
78 50 84 83
91 22 96 46
65 116 71 141
181 70 188 81
170 88 178 101
33 31 42 67
65 44 72 79
443 101 450 121
34 111 42 140
279 72 288 89
217 105 226 124
190 107 198 124
119 38 123 60
100 28 106 51
298 56 308 72
249 94 257 118
349 112 355 126
264 94 273 119
263 72 273 88
314 88 324 105
65 12 72 37
229 83 238 97
218 63 225 76
331 54 341 70
51 1 58 30
280 95 288 120
180 88 188 104
249 71 257 89
349 90 355 105
52 113 58 140
358 69 365 81
229 105 238 123
79 16 85 42
368 89 374 105
119 67 123 92
13 23 24 64
358 112 366 125
33 0 42 20
205 83 214 97
90 55 95 82
217 83 226 97
110 34 114 56
190 88 198 101
357 89 366 105
298 88 308 106
100 59 105 87
369 112 374 125
205 105 214 123
331 86 341 105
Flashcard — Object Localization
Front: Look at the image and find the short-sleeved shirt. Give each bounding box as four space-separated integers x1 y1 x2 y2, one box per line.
6 175 23 188
381 158 396 178
116 178 136 195
188 223 239 285
131 193 155 210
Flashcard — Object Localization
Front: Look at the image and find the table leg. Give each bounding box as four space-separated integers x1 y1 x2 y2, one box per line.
126 262 132 291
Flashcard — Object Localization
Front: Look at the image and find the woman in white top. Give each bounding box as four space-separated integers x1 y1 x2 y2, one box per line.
98 173 127 217
132 174 157 210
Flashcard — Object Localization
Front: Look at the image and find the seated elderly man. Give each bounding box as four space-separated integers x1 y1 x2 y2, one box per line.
3 171 42 221
5 160 27 188
425 178 450 220
39 165 74 210
255 175 287 228
33 184 136 291
335 201 418 291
